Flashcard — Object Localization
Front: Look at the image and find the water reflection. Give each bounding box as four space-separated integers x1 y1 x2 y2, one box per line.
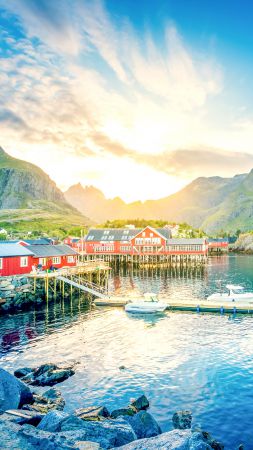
0 256 253 448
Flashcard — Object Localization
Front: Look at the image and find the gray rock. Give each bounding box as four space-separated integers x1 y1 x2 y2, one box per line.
22 388 65 414
58 417 136 448
0 367 33 411
124 410 162 439
113 429 212 449
17 363 75 387
73 444 102 450
172 410 192 429
130 395 149 412
38 410 69 432
111 408 136 419
14 367 33 378
75 406 110 421
0 408 44 426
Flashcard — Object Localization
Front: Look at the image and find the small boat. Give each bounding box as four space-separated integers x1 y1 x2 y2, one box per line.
125 292 167 313
207 285 253 302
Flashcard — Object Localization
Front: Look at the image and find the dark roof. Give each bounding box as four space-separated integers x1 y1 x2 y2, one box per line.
28 244 77 258
0 244 34 257
86 228 142 242
23 239 52 245
86 227 172 242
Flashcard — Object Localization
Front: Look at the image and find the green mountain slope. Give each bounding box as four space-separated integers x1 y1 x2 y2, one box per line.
65 172 251 233
0 147 91 235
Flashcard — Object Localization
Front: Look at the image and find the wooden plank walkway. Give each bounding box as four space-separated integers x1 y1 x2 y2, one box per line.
94 297 253 314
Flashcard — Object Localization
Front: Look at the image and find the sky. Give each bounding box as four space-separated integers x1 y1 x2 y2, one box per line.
1 0 253 202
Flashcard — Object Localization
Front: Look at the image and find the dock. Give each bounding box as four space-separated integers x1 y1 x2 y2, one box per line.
27 260 111 300
94 297 253 314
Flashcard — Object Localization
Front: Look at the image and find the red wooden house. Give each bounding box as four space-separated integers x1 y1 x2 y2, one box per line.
0 244 34 276
84 226 208 256
28 244 78 270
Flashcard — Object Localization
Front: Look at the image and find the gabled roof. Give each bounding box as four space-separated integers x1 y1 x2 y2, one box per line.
86 228 142 242
86 227 172 242
23 239 52 245
28 244 77 258
0 244 34 257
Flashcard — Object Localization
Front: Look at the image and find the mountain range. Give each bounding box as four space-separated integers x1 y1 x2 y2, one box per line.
65 171 253 233
1 145 253 234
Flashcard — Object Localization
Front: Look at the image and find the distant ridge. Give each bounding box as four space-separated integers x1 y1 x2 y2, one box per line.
65 171 252 233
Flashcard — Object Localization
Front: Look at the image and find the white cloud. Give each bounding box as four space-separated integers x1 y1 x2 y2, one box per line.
1 0 252 201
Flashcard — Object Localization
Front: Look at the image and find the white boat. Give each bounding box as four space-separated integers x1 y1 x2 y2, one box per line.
125 292 167 313
207 285 253 302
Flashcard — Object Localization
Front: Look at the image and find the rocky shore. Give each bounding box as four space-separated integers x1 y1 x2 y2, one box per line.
0 276 78 314
0 364 234 449
233 233 253 254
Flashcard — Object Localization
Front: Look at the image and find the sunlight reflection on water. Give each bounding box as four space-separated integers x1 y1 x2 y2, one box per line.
0 255 253 448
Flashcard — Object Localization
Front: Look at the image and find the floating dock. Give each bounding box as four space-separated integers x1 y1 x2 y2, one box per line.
94 297 253 314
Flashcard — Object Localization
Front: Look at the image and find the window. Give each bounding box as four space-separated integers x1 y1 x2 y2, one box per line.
0 258 2 269
20 256 28 267
39 258 46 266
52 256 61 264
104 230 110 235
67 256 74 263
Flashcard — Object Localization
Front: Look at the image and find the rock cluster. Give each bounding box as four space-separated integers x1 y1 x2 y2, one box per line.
0 366 225 450
0 276 44 312
15 363 75 387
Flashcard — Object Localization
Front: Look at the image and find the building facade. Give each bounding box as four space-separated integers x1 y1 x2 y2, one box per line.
84 226 208 257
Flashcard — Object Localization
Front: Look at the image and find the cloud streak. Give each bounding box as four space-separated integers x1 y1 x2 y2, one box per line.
0 0 252 201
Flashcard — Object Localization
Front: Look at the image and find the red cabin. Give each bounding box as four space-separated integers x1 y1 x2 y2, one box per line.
0 244 34 276
29 244 78 270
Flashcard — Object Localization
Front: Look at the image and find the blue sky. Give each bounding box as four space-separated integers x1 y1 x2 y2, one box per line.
1 0 253 202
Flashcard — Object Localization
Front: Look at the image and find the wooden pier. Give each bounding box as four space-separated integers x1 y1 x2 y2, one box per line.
27 260 111 300
94 296 253 314
82 254 208 268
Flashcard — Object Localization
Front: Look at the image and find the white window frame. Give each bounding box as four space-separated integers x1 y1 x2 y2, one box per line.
0 258 3 269
52 256 61 264
20 256 28 267
67 256 74 263
39 258 47 266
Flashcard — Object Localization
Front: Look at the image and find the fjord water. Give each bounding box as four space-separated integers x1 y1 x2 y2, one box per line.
1 255 253 448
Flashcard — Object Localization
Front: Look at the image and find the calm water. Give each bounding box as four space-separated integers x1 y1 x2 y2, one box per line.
0 255 253 449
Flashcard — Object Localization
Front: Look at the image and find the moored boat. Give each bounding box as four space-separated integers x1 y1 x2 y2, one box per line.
207 285 253 302
125 292 167 313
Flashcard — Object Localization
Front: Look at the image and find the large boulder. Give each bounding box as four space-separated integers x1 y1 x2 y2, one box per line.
172 410 192 430
38 410 69 432
0 367 33 411
37 413 136 448
0 418 104 449
124 410 162 439
113 429 212 449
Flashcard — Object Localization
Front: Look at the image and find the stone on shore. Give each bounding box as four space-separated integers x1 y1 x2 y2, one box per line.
75 406 110 421
124 410 162 439
130 395 149 412
0 367 33 411
37 413 136 448
111 407 136 419
0 409 44 426
15 362 75 386
172 410 192 429
113 429 212 449
38 410 69 432
22 387 65 413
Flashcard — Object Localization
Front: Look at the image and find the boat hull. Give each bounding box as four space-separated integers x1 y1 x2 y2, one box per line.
125 303 167 314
